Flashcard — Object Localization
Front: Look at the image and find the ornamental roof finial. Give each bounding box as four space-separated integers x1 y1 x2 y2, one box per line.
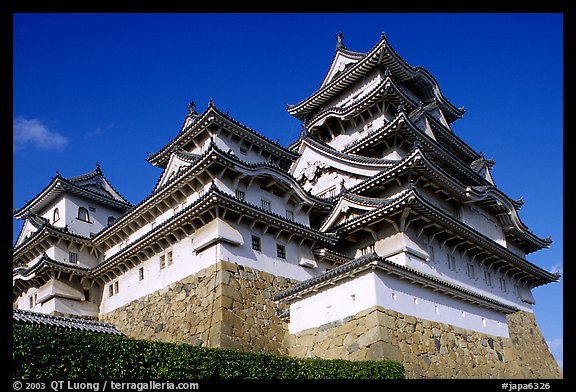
336 32 345 49
187 100 197 115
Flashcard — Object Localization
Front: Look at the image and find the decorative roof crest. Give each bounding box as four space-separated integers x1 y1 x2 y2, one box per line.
336 32 345 49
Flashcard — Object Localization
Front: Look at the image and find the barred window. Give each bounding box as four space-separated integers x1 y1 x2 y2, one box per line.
276 244 286 259
235 189 245 200
69 252 78 264
261 199 271 212
251 235 261 251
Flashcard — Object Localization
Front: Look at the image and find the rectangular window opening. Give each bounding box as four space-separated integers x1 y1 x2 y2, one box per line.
251 235 261 251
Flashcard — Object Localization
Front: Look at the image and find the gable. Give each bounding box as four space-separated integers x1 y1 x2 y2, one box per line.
319 51 361 89
154 151 197 192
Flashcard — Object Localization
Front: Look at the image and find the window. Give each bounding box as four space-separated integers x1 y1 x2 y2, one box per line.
167 251 173 266
484 270 492 286
285 209 294 220
160 255 166 270
251 235 261 251
69 252 78 264
466 262 475 279
240 146 248 155
53 208 60 223
276 244 286 259
235 189 245 201
447 254 456 271
109 284 114 297
29 296 34 308
114 281 119 294
77 207 90 222
107 216 116 227
84 289 90 301
499 277 507 292
261 199 271 212
360 243 375 256
139 267 144 281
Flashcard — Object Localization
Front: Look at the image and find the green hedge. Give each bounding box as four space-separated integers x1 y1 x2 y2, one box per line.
13 325 404 379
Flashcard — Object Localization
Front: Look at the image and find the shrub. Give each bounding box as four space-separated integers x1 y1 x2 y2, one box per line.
13 325 405 379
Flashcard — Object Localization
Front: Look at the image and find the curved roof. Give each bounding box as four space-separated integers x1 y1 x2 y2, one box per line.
275 253 522 314
146 101 298 168
287 33 464 124
13 164 132 220
327 185 558 288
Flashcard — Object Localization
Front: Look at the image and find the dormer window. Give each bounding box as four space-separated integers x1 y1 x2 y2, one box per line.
107 216 116 227
53 208 60 223
77 207 90 222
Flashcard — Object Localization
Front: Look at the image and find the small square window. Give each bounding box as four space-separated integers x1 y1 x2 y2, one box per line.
261 199 271 212
276 244 286 259
251 235 261 251
285 209 294 220
69 252 78 264
235 189 245 200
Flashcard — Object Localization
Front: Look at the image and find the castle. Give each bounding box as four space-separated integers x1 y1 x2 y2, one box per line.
13 33 561 379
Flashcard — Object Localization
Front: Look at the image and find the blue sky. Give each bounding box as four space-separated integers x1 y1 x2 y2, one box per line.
12 13 563 370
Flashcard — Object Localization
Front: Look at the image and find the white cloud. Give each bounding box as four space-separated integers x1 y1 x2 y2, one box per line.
547 337 563 372
549 263 563 276
13 117 69 151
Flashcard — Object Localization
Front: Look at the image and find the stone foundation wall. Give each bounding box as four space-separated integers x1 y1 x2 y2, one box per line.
100 261 560 379
286 306 561 379
100 260 296 355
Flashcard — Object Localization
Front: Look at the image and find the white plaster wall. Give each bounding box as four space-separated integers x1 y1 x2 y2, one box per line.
51 244 99 268
219 222 330 282
39 196 67 228
100 238 218 314
288 273 376 333
385 228 532 312
460 205 507 247
288 270 510 337
63 194 125 238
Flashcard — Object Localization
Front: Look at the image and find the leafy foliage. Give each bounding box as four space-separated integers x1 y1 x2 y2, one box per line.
13 326 405 379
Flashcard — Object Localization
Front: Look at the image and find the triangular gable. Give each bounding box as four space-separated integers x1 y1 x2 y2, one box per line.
71 174 128 204
290 138 393 184
153 151 197 192
319 50 363 89
14 218 42 248
320 196 376 232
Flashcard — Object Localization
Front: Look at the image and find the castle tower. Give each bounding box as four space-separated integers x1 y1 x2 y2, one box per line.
280 33 561 378
13 164 132 317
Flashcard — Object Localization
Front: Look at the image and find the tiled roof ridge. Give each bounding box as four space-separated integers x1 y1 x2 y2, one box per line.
13 309 122 335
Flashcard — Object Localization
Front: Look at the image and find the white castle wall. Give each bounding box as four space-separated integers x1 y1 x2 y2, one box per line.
288 270 510 337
